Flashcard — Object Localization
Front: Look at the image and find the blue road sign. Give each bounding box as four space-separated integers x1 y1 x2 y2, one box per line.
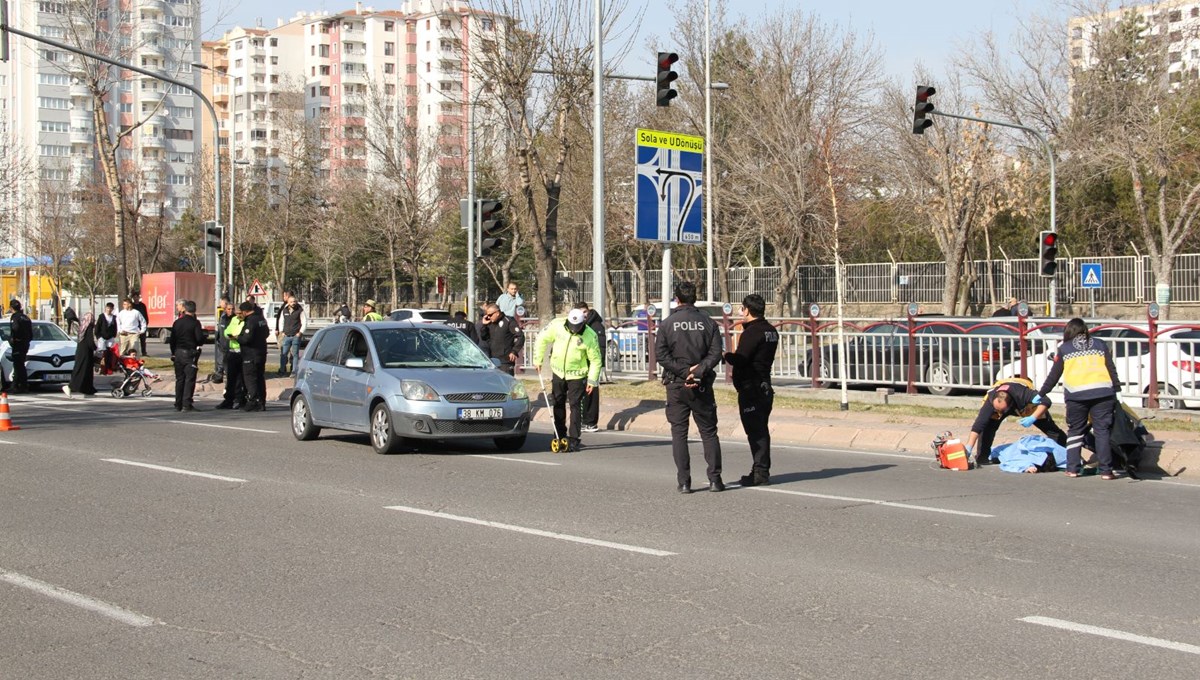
1080 263 1103 289
634 128 704 243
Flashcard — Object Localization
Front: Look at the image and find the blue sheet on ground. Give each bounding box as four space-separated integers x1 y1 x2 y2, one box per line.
990 435 1068 474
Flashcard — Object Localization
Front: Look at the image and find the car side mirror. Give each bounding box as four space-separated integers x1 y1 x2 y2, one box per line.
344 357 365 370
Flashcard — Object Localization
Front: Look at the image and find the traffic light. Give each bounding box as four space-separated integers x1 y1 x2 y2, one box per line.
203 220 223 274
477 199 505 257
912 85 936 135
656 51 678 107
1039 230 1059 278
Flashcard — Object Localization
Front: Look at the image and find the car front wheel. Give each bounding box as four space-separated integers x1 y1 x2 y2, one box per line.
370 403 403 454
926 361 956 397
291 395 321 441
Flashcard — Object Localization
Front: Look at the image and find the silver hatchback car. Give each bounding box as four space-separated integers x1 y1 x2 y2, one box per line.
290 321 532 453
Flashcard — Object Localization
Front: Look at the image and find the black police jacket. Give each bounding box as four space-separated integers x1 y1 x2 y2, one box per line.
9 311 33 349
446 317 480 343
655 305 723 385
237 311 271 354
724 317 779 391
479 313 525 361
169 315 205 354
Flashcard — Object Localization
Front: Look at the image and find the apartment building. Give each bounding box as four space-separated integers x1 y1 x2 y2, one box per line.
0 0 203 259
200 0 505 201
1070 1 1200 84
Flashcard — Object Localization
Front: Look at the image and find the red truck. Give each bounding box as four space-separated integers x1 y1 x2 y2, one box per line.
139 272 217 341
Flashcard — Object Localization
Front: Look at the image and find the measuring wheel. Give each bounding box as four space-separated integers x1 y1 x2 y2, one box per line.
550 438 563 453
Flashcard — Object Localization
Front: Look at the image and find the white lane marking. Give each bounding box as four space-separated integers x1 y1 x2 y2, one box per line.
750 487 994 518
468 454 562 466
160 420 278 434
102 458 247 483
1020 616 1200 656
384 505 675 556
0 569 157 627
0 440 15 444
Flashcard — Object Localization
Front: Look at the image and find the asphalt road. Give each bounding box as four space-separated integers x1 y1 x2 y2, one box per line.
2 388 1200 679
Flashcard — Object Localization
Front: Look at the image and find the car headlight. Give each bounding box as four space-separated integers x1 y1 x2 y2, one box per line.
399 379 439 401
509 381 528 400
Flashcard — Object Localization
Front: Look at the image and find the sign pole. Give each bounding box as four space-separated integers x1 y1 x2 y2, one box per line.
661 244 672 323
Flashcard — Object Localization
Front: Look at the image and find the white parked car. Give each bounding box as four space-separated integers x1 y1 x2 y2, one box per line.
995 324 1200 409
0 320 77 386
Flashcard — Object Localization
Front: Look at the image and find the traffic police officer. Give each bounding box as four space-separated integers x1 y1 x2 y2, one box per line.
216 301 246 410
237 301 271 411
655 281 725 493
723 293 780 486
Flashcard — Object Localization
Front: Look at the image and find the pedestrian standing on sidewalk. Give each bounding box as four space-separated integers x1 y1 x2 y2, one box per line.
63 312 98 398
579 301 606 432
1029 318 1122 479
533 305 602 452
656 281 725 494
96 302 118 374
169 300 205 412
275 294 306 377
131 292 150 355
116 298 145 356
723 294 779 487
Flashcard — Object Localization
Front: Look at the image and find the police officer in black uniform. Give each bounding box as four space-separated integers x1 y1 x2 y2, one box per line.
237 301 271 411
723 293 780 486
5 300 34 393
655 282 725 493
169 300 206 412
446 310 480 344
478 303 525 375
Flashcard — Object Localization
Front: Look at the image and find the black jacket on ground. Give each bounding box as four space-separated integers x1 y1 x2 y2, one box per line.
169 315 205 354
655 305 723 385
724 317 779 391
479 313 524 362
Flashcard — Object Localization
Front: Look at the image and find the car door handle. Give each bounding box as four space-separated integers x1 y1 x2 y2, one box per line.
332 374 341 383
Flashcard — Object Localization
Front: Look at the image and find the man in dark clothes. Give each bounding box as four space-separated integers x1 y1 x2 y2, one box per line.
446 310 480 344
723 294 780 486
478 303 525 375
236 301 271 411
578 301 606 432
64 306 79 335
5 300 34 393
169 300 206 412
966 380 1067 466
131 292 150 354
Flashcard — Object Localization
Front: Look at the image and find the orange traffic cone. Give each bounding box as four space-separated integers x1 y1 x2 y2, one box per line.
0 392 20 431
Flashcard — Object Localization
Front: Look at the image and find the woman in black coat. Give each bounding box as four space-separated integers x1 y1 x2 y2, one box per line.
64 312 97 397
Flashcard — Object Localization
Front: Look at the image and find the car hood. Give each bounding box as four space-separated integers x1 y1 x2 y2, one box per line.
380 367 521 395
6 340 77 361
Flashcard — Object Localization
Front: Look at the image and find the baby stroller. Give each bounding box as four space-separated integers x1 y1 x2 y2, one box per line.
110 352 159 399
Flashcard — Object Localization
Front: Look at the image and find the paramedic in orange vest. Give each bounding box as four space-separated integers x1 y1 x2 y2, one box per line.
966 381 1067 467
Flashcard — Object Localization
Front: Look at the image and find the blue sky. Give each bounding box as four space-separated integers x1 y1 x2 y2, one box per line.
207 0 1042 81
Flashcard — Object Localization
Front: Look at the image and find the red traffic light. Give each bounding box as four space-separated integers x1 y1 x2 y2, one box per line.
1042 233 1057 246
658 52 678 69
916 85 936 102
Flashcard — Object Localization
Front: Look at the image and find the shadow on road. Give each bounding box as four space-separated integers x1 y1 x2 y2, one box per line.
766 464 895 484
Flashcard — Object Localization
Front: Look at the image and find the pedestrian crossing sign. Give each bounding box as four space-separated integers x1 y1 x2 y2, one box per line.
248 279 267 297
1080 264 1102 289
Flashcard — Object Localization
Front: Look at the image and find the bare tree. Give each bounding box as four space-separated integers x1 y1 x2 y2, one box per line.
475 0 632 320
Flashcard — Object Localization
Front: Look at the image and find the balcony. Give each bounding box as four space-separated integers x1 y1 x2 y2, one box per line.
69 126 92 145
140 134 165 149
139 17 163 36
341 70 367 84
141 41 169 59
138 0 165 10
70 81 92 98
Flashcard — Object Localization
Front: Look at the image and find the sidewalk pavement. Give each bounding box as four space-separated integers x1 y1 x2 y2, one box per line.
240 376 1198 479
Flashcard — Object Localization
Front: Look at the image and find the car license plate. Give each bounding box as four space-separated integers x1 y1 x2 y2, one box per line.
46 373 70 381
458 407 503 421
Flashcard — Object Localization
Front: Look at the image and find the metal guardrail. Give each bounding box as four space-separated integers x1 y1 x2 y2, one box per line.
519 313 1200 410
